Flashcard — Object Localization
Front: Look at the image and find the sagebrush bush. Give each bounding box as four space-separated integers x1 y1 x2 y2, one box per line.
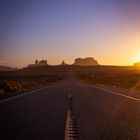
74 66 140 89
2 81 22 94
0 66 69 98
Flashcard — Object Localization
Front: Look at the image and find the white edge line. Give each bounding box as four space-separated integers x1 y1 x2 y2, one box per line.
0 85 54 104
81 82 140 102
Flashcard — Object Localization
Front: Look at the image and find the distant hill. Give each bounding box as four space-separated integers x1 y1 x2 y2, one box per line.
74 57 99 66
0 66 17 71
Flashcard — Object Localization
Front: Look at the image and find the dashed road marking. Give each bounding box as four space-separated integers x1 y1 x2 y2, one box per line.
64 94 80 140
65 111 79 140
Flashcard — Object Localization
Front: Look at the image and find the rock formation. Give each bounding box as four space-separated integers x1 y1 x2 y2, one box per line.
28 60 48 67
74 57 99 66
61 61 68 65
38 60 47 65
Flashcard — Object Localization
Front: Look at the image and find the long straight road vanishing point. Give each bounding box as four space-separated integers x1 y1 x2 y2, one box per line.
1 73 140 140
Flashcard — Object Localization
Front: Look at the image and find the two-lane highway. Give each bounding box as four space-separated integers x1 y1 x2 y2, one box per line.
1 74 140 140
0 82 69 140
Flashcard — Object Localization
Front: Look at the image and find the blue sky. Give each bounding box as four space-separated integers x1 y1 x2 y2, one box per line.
1 0 140 67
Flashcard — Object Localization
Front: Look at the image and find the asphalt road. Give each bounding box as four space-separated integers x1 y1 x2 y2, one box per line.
1 74 140 140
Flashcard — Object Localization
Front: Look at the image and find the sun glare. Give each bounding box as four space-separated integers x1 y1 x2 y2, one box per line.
134 52 140 62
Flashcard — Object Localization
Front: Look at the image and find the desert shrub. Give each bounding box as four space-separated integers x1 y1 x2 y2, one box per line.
1 81 22 95
74 66 140 89
0 66 69 98
0 89 5 97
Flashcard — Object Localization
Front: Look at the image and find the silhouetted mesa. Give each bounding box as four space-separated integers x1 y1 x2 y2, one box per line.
61 61 68 65
28 60 48 67
74 57 99 66
27 57 99 67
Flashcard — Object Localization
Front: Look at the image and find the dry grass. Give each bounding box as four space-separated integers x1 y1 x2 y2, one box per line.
73 65 140 90
0 65 70 99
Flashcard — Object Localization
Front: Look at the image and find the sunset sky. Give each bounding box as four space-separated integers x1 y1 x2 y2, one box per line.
1 0 140 68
